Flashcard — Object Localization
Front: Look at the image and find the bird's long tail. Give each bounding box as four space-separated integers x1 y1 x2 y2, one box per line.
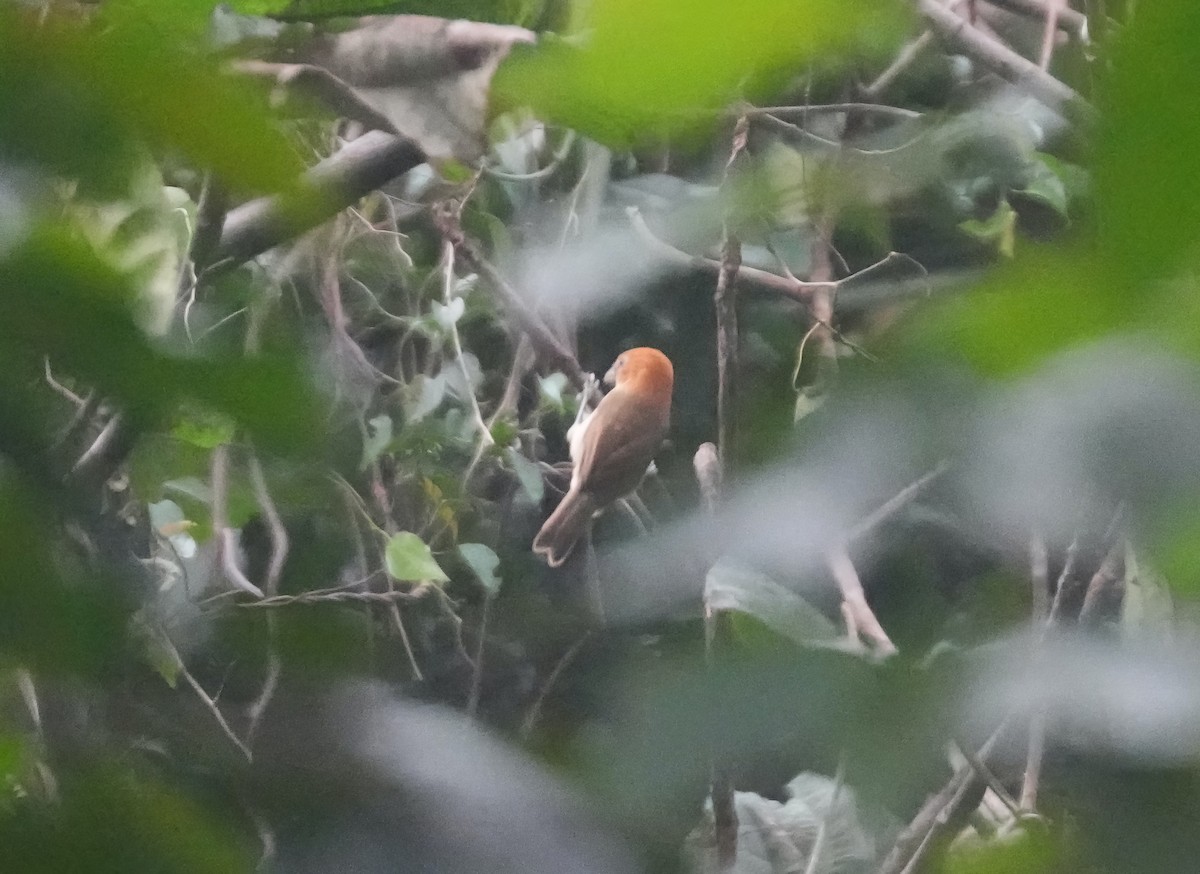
533 489 597 567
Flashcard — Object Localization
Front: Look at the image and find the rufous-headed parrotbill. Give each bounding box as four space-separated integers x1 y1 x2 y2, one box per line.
533 347 673 567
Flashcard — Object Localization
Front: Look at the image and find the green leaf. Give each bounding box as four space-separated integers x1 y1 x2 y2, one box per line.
0 229 323 456
705 559 839 647
495 0 907 145
361 414 394 470
958 199 1017 258
458 542 502 596
385 531 450 583
1014 156 1071 219
905 250 1122 376
132 615 181 689
171 409 237 450
0 7 302 196
507 447 545 504
1096 0 1200 282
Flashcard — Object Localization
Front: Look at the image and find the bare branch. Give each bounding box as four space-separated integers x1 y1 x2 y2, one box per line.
434 206 587 389
826 544 897 655
211 444 265 599
214 130 425 268
848 461 951 542
913 0 1094 124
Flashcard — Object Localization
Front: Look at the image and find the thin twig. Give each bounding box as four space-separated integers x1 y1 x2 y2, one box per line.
696 441 738 869
163 632 253 762
465 595 492 719
44 358 84 406
520 632 591 740
53 390 99 453
1021 531 1049 813
714 115 748 474
435 207 586 390
862 31 937 99
1037 0 1065 69
987 0 1087 39
211 444 265 599
747 103 922 120
442 238 495 453
826 544 897 655
848 461 951 542
245 455 287 747
879 718 1012 874
803 757 846 874
239 586 424 608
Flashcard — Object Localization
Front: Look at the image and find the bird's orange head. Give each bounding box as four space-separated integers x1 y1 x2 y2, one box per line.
603 347 674 398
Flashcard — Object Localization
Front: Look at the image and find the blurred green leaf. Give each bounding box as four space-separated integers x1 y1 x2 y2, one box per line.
0 477 129 675
1 7 302 195
1 764 255 873
0 229 321 455
1096 0 1200 281
459 542 502 595
171 409 237 450
959 200 1017 258
386 531 449 582
705 559 839 647
507 447 544 503
904 250 1122 375
495 0 907 144
1014 157 1070 220
944 828 1060 874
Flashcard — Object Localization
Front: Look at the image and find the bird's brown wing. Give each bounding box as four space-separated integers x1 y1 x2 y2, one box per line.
573 392 668 506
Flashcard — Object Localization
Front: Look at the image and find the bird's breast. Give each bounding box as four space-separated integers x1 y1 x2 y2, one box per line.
566 407 595 490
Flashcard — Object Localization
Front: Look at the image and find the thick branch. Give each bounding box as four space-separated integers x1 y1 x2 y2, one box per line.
914 0 1094 124
213 130 425 267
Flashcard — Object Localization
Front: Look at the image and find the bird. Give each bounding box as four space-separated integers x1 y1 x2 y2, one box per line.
533 347 673 567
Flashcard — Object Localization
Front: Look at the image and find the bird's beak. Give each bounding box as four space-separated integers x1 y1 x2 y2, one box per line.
603 364 618 387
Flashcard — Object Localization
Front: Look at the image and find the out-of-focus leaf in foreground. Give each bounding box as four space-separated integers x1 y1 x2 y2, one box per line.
0 230 322 456
1096 0 1200 282
0 6 301 195
0 477 128 675
495 0 908 145
1 763 254 874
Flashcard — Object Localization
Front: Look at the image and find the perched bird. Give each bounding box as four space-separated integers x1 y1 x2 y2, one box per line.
533 347 673 567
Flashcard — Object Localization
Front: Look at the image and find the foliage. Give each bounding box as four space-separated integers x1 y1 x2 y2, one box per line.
1 0 1199 873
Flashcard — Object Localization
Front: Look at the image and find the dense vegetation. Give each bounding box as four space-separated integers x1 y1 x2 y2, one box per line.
2 0 1198 872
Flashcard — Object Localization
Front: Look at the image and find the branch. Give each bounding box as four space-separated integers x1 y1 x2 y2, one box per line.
914 0 1094 125
714 116 748 474
233 60 401 135
628 207 817 303
826 544 896 655
213 130 425 268
245 454 287 747
985 0 1088 40
434 207 587 389
848 461 951 542
211 444 265 599
695 442 738 870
